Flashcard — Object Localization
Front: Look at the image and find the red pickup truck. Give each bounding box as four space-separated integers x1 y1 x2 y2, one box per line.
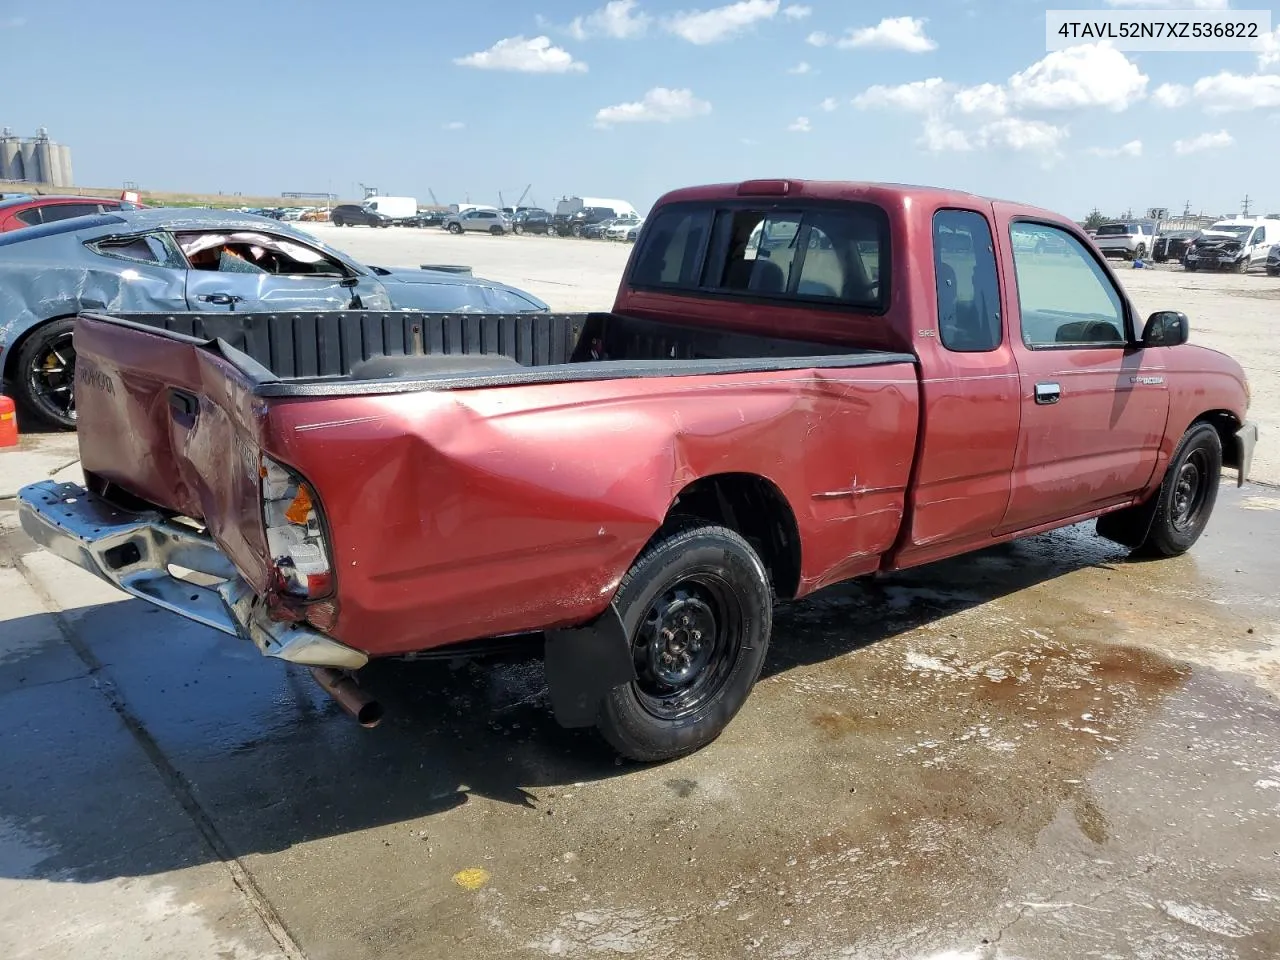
19 179 1256 762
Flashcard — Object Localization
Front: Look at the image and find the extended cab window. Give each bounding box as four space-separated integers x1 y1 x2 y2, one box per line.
631 207 713 288
933 210 1001 352
632 202 886 309
1010 222 1127 348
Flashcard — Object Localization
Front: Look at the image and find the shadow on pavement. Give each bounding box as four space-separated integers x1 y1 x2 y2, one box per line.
0 520 1164 886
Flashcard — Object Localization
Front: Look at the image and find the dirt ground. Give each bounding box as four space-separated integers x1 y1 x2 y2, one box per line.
298 224 1279 485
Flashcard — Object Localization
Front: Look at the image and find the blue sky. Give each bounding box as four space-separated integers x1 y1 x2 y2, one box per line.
2 0 1277 218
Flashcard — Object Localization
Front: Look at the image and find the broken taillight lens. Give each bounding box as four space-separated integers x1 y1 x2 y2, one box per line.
261 456 333 600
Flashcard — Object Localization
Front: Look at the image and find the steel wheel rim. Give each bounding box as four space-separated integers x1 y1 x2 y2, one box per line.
1171 449 1209 532
632 571 742 721
28 331 77 422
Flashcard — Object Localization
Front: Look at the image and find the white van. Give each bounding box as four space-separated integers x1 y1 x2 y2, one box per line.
361 196 418 219
1185 217 1275 273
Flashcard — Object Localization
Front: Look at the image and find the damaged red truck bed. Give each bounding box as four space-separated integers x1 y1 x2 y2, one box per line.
19 179 1257 761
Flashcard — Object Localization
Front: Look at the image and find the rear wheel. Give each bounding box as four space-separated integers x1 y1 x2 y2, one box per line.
15 318 78 430
595 525 772 762
490 225 503 236
1135 422 1223 557
1134 243 1147 260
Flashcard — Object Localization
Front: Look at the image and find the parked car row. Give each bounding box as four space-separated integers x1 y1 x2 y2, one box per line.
1094 216 1279 275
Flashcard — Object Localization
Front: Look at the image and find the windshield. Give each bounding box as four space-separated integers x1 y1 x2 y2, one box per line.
1205 223 1252 238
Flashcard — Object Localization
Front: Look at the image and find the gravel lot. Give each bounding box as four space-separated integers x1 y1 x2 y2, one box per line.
298 223 1279 484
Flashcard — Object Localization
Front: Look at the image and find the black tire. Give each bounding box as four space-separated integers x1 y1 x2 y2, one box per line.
1267 267 1279 277
490 225 503 236
1134 422 1222 558
15 318 78 430
570 223 582 238
334 219 346 227
448 222 463 235
1135 243 1147 259
595 524 772 762
513 224 524 236
1185 261 1198 272
1233 259 1248 274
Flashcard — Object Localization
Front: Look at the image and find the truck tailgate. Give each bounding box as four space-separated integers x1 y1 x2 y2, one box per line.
74 314 272 592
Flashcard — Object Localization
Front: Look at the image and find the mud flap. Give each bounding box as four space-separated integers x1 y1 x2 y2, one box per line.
543 604 637 728
1096 493 1160 549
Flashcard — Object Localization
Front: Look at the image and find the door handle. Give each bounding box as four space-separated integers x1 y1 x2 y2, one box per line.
1034 382 1061 405
197 293 244 309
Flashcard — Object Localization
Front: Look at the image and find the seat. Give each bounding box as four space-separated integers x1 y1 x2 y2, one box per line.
749 258 787 293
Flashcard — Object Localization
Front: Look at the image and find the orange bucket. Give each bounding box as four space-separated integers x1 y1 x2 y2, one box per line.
0 395 16 447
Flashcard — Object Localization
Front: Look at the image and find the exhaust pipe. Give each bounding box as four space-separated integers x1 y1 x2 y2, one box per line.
309 667 384 728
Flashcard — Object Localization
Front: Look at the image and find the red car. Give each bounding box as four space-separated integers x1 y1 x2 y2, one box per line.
0 194 137 232
18 178 1256 762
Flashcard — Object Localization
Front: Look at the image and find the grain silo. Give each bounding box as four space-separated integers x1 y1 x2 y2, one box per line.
54 144 73 187
18 140 36 183
0 129 19 182
34 138 55 186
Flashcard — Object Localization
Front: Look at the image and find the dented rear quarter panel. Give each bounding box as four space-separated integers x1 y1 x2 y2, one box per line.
261 364 919 657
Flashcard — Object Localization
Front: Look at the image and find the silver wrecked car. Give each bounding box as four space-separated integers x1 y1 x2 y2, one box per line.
0 208 549 428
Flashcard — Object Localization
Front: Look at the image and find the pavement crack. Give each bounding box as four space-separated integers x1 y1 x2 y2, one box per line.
11 551 308 960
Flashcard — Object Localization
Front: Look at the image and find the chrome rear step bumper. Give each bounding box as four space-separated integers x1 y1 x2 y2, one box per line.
17 480 367 670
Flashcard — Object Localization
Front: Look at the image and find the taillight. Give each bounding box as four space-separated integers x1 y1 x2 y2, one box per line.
261 456 333 600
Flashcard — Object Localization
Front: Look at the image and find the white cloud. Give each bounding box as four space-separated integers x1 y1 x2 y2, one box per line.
1191 72 1280 112
953 82 1008 116
786 60 812 74
1085 139 1143 158
1259 28 1279 69
1152 83 1190 107
978 117 1068 154
838 16 937 53
919 116 972 152
594 87 711 126
1173 129 1234 154
1006 42 1147 111
854 77 954 113
788 116 812 132
568 0 650 40
741 137 760 144
806 30 830 46
455 36 587 73
443 121 466 130
819 96 839 112
665 0 780 44
782 4 811 19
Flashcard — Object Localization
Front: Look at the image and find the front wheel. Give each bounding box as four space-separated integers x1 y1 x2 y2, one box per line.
448 223 463 235
15 318 79 430
595 525 772 762
1233 259 1248 274
512 224 524 235
1135 422 1223 557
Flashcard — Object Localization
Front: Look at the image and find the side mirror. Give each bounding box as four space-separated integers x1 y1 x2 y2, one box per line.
1142 310 1189 347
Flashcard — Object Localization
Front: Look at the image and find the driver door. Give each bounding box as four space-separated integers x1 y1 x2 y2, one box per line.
176 229 385 312
997 215 1171 533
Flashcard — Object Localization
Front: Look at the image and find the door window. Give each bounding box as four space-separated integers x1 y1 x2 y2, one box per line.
88 233 182 267
1010 222 1127 348
38 203 102 223
933 210 1002 352
176 230 349 277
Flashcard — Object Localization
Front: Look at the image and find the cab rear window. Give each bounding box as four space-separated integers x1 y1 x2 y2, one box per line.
631 201 888 310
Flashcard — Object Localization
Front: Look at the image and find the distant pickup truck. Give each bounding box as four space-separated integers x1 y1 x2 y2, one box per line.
19 179 1257 762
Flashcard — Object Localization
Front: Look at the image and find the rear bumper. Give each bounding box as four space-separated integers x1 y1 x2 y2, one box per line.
17 480 367 670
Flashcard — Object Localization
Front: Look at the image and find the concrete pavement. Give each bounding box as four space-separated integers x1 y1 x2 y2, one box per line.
1 476 1278 958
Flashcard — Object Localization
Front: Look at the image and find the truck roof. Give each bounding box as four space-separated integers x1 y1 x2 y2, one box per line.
651 179 1068 223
